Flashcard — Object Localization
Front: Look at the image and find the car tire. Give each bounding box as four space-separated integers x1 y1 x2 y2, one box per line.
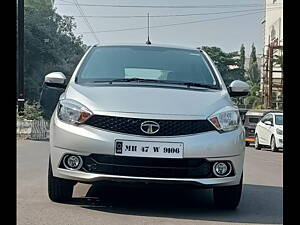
213 173 243 210
48 158 76 203
245 142 250 147
254 134 261 150
270 135 278 152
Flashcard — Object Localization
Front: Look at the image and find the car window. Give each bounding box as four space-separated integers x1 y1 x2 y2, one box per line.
261 114 269 122
275 115 283 125
76 46 220 88
248 117 260 124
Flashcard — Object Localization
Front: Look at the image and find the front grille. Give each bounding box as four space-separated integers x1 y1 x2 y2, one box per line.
84 115 216 136
79 154 215 178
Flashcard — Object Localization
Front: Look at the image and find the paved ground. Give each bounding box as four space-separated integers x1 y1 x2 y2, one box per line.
17 140 283 225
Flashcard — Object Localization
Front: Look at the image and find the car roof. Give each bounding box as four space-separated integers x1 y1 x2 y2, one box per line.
265 112 283 116
245 111 266 116
245 109 282 116
93 43 200 51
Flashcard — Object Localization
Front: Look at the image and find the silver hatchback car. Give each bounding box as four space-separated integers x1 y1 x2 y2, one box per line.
42 44 249 209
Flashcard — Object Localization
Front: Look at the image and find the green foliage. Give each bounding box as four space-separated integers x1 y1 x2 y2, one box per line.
201 46 245 86
249 43 257 64
244 83 261 106
25 0 53 9
246 62 260 85
243 44 262 109
24 6 87 101
239 44 245 72
17 101 43 121
245 43 260 85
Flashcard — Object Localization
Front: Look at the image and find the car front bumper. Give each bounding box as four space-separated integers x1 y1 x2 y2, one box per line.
275 134 284 149
49 112 245 187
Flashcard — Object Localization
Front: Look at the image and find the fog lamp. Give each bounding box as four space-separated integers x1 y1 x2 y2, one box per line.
213 162 232 177
63 155 83 170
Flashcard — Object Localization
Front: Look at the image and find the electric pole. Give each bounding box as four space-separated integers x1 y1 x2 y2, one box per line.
17 0 25 115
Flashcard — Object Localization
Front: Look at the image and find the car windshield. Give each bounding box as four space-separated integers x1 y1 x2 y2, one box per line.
248 117 260 124
76 46 220 89
275 115 283 125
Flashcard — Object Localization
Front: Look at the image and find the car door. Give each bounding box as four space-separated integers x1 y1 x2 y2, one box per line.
265 114 275 145
255 116 265 143
258 114 272 145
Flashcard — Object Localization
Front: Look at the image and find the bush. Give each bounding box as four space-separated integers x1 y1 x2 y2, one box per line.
17 101 43 121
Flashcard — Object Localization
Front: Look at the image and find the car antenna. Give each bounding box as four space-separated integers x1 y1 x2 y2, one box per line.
146 13 151 45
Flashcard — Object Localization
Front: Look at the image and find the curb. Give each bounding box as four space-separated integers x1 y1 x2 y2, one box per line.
17 119 49 141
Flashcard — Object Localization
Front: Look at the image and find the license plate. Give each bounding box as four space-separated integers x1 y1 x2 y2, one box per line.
115 140 184 158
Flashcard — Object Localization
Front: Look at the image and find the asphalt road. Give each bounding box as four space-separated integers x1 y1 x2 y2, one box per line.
17 140 283 225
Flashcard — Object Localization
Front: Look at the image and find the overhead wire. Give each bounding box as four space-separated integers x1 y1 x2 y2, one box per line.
67 7 281 18
72 0 100 42
79 8 276 34
55 2 281 9
57 1 280 38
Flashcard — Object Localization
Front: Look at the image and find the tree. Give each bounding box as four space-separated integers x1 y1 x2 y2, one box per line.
249 43 257 64
244 43 262 108
239 44 245 73
24 6 87 101
246 43 260 85
25 0 53 9
201 46 245 86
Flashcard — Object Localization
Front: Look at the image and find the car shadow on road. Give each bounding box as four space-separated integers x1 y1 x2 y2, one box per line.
69 183 282 224
247 146 283 153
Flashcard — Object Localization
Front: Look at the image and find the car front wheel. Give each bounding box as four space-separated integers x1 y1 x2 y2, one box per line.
270 135 278 152
48 158 76 203
254 134 261 150
213 174 243 210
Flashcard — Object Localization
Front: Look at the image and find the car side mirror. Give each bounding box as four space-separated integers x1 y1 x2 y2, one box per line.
228 80 250 97
39 72 67 120
44 72 67 88
264 121 272 126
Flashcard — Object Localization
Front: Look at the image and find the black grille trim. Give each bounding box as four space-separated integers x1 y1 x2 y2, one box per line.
81 154 213 178
84 115 216 136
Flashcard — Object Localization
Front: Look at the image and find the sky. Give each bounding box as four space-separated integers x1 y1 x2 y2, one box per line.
53 0 282 57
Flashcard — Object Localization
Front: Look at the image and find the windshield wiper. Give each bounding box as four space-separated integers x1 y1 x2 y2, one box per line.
180 82 219 89
109 78 160 83
93 78 219 89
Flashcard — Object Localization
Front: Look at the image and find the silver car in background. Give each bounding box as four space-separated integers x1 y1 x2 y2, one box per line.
42 44 249 209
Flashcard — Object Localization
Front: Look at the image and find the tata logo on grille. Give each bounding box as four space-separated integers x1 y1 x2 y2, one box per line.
141 121 160 134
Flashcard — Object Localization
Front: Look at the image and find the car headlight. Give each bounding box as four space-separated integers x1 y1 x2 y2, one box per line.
57 99 92 125
208 107 240 132
276 128 283 135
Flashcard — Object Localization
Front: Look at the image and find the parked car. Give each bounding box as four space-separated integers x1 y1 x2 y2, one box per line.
255 112 283 151
40 44 249 209
238 108 248 125
244 110 280 146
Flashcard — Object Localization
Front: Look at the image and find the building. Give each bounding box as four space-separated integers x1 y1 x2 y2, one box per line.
260 0 283 109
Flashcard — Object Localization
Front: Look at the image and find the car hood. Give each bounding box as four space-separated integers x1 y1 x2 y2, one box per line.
64 83 233 119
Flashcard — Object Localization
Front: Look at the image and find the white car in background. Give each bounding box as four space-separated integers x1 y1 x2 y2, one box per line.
254 112 283 151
